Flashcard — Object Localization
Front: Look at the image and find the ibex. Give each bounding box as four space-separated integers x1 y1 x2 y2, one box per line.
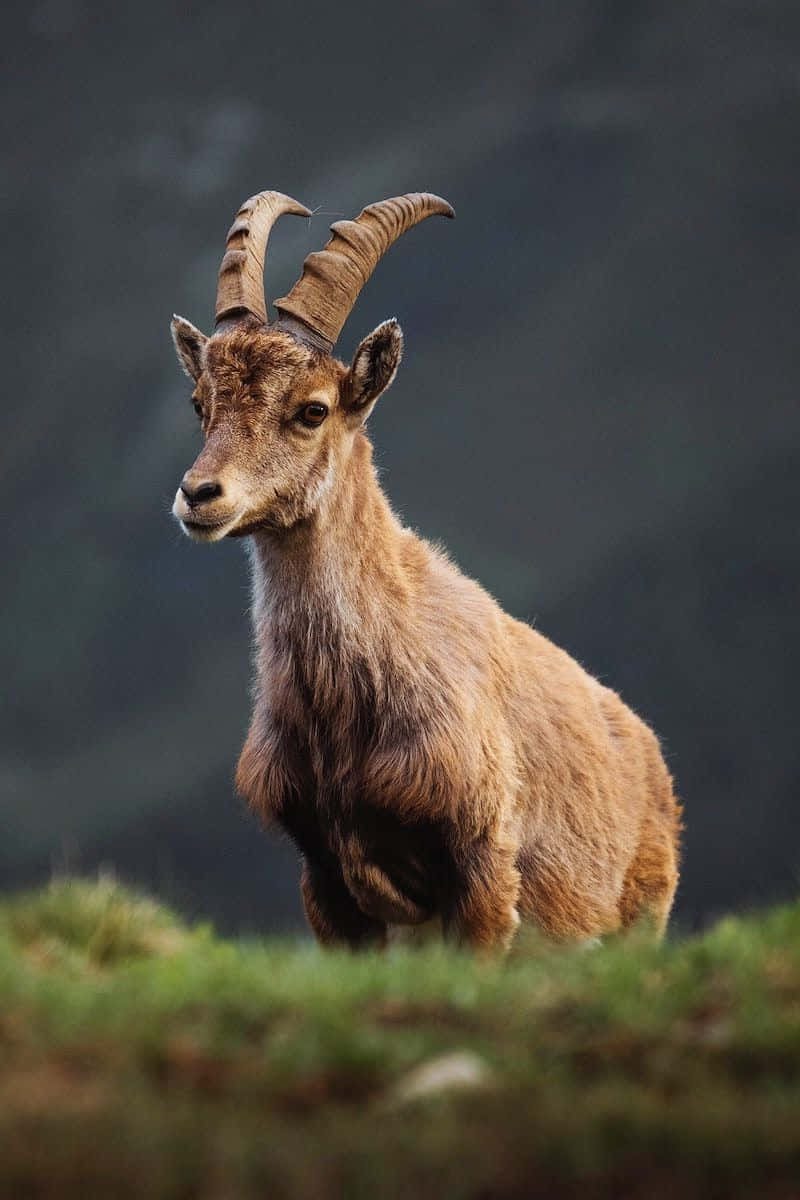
171 190 681 951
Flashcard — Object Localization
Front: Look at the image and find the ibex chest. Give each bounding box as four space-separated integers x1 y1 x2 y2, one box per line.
257 629 456 924
268 710 451 925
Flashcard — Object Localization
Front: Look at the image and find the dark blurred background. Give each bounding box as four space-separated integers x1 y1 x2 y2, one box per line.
2 1 798 934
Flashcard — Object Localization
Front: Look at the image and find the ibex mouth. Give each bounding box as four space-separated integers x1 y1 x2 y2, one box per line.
179 513 241 543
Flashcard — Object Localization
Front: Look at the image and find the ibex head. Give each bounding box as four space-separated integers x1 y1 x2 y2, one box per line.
171 190 453 541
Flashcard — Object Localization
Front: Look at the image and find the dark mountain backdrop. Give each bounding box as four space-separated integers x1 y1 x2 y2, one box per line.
2 0 798 932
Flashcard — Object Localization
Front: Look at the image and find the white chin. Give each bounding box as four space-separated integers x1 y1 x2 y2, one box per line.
179 518 236 543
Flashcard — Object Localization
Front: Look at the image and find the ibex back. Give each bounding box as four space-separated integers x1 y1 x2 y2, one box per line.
170 190 681 951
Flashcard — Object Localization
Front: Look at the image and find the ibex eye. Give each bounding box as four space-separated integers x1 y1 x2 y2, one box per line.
299 403 328 427
192 397 203 418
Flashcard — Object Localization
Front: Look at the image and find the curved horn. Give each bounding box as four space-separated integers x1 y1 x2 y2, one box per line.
215 190 312 327
273 192 454 349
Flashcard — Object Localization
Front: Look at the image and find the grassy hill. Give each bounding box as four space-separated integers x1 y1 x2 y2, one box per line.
1 878 798 1198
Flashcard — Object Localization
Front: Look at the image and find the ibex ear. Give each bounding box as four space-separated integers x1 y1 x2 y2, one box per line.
171 315 208 381
344 319 403 421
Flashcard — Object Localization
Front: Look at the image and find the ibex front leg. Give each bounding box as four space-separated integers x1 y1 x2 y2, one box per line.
446 833 521 953
300 857 387 949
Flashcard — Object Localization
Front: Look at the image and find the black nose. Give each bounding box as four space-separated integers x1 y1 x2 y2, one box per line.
180 478 223 506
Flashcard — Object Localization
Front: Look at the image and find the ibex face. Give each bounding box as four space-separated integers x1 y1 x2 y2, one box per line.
171 318 403 540
170 190 453 542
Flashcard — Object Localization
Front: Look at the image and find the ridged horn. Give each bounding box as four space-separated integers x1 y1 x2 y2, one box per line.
215 190 312 326
273 192 454 349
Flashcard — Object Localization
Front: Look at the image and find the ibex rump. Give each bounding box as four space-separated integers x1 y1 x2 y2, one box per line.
171 190 681 951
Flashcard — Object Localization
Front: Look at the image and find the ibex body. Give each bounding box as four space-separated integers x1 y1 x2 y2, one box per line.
171 191 681 951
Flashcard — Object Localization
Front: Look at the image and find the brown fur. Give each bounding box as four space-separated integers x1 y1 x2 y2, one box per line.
171 315 681 952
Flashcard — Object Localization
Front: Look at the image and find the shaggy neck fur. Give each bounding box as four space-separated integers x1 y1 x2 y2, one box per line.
248 432 416 725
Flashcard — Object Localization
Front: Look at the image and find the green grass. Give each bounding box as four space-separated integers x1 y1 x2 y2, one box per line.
0 877 798 1198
